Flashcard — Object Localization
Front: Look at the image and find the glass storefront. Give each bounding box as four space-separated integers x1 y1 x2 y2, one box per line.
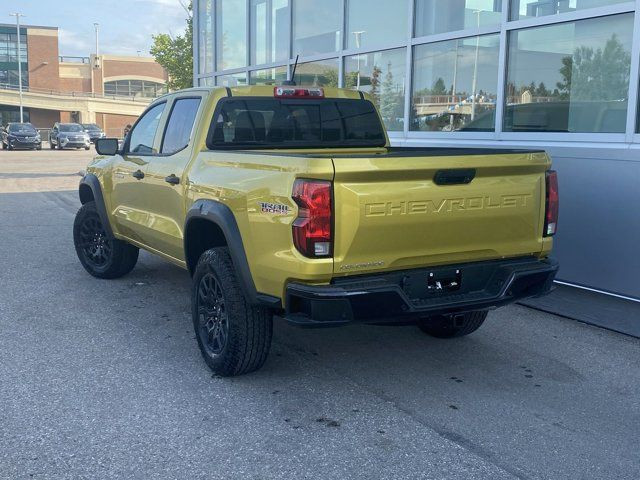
344 48 406 131
505 13 633 133
195 0 640 140
0 28 28 87
411 35 500 132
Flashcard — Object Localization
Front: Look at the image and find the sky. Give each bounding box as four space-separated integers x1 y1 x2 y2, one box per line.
0 0 190 57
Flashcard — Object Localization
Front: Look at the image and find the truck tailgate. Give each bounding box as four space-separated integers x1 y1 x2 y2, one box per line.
331 150 549 275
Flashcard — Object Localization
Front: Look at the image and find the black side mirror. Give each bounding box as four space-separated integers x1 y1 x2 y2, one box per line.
95 138 119 156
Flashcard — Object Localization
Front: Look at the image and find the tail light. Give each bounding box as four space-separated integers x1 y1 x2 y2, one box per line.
544 170 559 236
292 179 332 257
274 87 324 98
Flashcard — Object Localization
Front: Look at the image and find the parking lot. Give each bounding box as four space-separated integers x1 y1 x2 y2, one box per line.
1 148 639 479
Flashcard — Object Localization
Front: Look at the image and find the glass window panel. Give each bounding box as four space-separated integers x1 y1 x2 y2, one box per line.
293 58 339 87
251 0 290 65
162 98 202 154
346 0 409 50
344 48 406 131
293 0 341 56
510 0 628 21
129 102 166 154
201 76 216 86
216 0 247 70
198 0 215 74
216 73 248 87
505 14 633 133
249 66 288 85
415 0 501 37
411 34 500 132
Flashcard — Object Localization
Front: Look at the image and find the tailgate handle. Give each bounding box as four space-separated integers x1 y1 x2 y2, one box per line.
434 169 476 185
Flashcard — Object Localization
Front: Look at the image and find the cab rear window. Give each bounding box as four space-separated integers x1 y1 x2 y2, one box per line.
207 97 386 149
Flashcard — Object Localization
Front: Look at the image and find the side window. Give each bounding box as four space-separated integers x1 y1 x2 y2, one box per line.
161 98 202 154
128 102 166 154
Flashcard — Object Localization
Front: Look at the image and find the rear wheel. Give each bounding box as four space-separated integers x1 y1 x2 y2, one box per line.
73 201 139 279
417 311 487 338
49 139 55 149
192 247 273 376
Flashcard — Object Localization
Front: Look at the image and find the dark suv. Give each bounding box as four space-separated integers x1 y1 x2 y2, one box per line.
1 123 42 150
49 123 91 150
81 123 106 143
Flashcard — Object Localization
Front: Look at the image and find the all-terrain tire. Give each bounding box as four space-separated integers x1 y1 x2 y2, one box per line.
73 201 139 279
192 247 273 377
418 311 487 338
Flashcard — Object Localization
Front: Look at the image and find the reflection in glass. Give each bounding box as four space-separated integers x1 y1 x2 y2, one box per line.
249 67 289 85
415 0 501 37
510 0 628 21
294 59 340 87
293 0 341 56
250 0 290 65
216 73 248 87
411 35 500 132
505 14 633 133
344 48 406 131
198 0 214 74
346 0 408 50
216 0 247 70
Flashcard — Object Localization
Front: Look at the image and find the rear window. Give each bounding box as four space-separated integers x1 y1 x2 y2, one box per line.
207 97 386 149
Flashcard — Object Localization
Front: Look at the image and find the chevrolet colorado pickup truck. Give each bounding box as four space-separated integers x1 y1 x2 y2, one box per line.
73 85 559 376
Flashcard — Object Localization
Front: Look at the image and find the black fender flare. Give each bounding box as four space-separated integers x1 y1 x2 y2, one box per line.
184 199 281 308
79 173 114 238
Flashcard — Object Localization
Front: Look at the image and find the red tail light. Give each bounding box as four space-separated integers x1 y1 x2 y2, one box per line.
544 170 559 236
292 179 332 257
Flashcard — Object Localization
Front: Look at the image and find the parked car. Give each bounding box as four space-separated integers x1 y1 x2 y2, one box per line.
75 85 559 376
1 122 42 150
49 123 91 150
81 123 106 143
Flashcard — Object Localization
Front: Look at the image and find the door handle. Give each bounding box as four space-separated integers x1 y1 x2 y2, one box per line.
165 174 180 185
132 169 144 180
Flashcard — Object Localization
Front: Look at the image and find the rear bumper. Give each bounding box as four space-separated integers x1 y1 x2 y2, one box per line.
281 257 558 327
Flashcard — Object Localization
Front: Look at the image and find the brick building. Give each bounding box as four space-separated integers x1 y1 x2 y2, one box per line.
0 23 167 136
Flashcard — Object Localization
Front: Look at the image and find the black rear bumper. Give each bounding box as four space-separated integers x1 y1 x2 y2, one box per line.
281 257 558 327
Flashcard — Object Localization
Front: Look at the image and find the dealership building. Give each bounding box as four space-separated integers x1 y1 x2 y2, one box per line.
0 23 167 136
193 0 640 321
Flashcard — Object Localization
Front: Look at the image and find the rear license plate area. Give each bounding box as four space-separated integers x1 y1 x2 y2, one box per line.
401 268 462 299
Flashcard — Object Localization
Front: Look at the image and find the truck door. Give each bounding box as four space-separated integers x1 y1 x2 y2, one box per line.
139 96 203 260
109 101 167 243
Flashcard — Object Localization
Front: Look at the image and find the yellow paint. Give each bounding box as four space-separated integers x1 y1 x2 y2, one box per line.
86 86 553 303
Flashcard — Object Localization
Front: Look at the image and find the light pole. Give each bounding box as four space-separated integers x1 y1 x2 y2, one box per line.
470 10 481 121
352 31 365 89
93 23 99 58
10 12 25 123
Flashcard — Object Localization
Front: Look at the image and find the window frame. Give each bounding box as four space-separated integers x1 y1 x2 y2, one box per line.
123 100 169 157
159 95 205 155
193 0 640 145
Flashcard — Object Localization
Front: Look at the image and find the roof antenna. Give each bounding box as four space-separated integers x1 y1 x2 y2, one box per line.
282 54 299 86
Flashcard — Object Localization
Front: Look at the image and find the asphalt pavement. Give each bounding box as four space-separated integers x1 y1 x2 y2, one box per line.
1 148 639 479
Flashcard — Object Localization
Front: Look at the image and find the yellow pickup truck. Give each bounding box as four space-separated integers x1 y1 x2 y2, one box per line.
73 85 559 376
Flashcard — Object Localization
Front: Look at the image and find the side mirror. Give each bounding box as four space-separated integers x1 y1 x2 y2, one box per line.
95 138 119 156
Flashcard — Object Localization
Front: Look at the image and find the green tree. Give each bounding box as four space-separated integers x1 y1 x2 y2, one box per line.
370 66 382 107
150 1 193 91
432 77 447 95
557 34 630 101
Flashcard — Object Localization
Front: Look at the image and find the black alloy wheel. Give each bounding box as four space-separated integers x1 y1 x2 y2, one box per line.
196 273 229 356
77 213 112 269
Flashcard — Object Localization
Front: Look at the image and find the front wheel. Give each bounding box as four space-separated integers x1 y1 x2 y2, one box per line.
192 247 273 376
417 311 487 338
73 201 139 279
